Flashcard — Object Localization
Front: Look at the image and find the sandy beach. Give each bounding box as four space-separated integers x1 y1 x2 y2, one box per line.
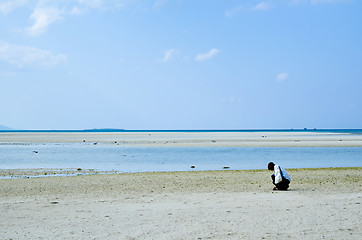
0 168 361 239
1 131 361 239
1 131 362 147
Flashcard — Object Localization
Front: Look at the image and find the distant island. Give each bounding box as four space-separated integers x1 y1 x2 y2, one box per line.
0 125 12 130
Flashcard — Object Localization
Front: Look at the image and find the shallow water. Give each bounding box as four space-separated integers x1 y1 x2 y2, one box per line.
0 143 361 172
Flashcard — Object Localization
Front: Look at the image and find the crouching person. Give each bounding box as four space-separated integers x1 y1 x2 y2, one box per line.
268 162 291 190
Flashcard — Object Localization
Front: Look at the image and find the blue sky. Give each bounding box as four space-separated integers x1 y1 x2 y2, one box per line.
0 0 361 130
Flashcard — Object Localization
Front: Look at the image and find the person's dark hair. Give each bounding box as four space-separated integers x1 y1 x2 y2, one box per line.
268 162 275 171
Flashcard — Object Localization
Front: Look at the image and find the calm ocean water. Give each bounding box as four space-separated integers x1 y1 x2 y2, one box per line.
0 143 361 172
1 129 362 133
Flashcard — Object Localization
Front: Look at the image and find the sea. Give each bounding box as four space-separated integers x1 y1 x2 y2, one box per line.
0 129 361 173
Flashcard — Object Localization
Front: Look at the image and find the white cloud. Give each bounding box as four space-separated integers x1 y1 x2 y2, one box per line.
227 0 352 15
291 0 352 4
252 2 273 11
290 0 308 4
78 0 104 8
195 48 220 62
70 6 83 15
0 0 27 15
159 49 179 62
225 5 244 18
310 0 351 4
0 42 67 68
276 72 289 82
78 0 128 10
26 7 64 37
154 0 168 9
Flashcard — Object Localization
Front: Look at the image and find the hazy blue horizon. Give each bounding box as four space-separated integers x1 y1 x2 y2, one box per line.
1 128 362 134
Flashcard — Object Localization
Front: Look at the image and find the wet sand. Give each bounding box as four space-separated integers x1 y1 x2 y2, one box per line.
0 168 361 239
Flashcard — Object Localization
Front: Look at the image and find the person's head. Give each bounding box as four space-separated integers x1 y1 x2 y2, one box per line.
268 162 275 171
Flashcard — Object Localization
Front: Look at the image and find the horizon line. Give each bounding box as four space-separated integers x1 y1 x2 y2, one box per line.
1 128 362 133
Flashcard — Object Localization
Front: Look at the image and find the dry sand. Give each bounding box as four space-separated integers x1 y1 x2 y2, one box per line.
1 131 362 147
1 168 361 239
